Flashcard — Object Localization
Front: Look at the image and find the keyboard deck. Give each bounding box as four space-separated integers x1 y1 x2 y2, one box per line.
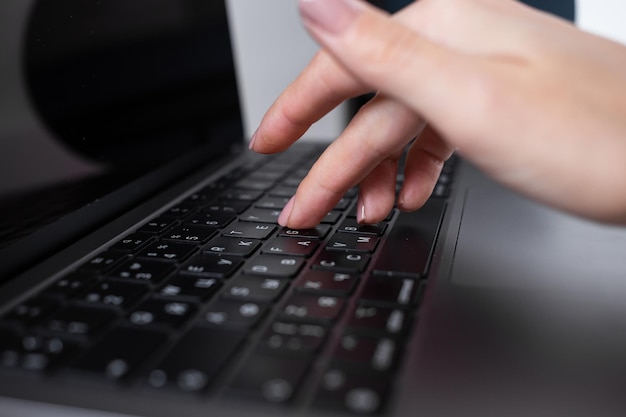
0 145 455 415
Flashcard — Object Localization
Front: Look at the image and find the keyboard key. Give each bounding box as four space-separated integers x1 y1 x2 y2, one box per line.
337 219 387 236
311 250 370 273
222 221 276 240
78 251 127 274
78 280 149 311
41 272 98 300
156 275 222 302
136 241 197 263
359 276 419 309
205 200 250 215
136 217 178 234
326 234 379 253
239 207 282 224
72 327 166 381
181 254 242 278
227 353 310 404
220 189 264 202
161 224 218 244
109 259 174 285
41 306 116 340
372 199 445 278
255 196 290 210
262 237 319 257
279 294 345 325
3 297 60 327
243 255 305 278
1 332 80 373
197 299 268 330
109 233 154 254
160 203 197 219
295 270 359 296
278 225 330 240
185 211 235 228
222 275 288 303
260 321 327 356
346 306 408 337
146 328 245 392
125 298 196 330
203 236 260 257
314 368 388 414
332 335 398 374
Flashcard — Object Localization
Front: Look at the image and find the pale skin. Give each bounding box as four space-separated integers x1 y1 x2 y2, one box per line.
250 0 626 229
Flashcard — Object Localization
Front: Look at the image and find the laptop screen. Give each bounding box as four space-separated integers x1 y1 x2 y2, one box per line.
0 0 243 272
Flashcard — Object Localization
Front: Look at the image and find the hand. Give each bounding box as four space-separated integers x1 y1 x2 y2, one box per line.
250 0 626 228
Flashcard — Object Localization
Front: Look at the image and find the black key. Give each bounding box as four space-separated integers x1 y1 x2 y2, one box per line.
160 203 197 219
280 294 344 324
156 274 222 302
346 305 408 337
269 186 297 198
320 210 342 225
333 198 352 211
203 236 260 257
326 234 379 253
136 217 178 235
205 200 251 215
222 275 288 303
311 250 370 273
262 236 319 257
3 297 60 327
41 306 116 340
260 321 327 356
235 179 275 191
278 225 330 240
295 270 359 296
125 298 196 330
185 211 235 228
220 189 264 202
72 327 166 381
78 280 149 311
239 207 282 224
198 299 268 330
227 353 310 404
181 254 242 278
78 251 127 274
41 272 98 300
372 199 445 278
255 196 291 210
359 276 419 309
146 328 244 392
332 334 398 374
162 224 218 244
337 219 387 236
137 241 197 263
109 259 174 286
109 233 154 254
243 255 305 278
1 332 80 372
222 221 276 240
314 368 389 414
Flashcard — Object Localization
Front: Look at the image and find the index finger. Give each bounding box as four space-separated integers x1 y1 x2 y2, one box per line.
250 50 367 154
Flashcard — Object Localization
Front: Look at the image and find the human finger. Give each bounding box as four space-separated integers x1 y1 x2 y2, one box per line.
278 94 423 228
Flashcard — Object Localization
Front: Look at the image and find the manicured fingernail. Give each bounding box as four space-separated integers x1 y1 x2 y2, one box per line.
278 196 296 226
357 201 367 224
248 129 258 150
299 0 360 34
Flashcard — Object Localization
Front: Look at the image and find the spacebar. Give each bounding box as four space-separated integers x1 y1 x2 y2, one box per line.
372 199 445 278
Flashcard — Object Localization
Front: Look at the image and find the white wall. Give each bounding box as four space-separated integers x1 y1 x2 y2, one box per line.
577 0 626 44
226 0 347 142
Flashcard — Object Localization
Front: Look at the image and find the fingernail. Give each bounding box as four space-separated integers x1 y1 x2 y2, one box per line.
248 129 258 150
357 201 367 224
278 196 296 226
299 0 361 34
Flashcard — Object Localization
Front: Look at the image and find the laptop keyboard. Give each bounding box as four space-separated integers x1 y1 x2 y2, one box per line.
0 145 455 415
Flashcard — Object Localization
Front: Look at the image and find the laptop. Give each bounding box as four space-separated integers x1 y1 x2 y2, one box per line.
2 1 626 416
